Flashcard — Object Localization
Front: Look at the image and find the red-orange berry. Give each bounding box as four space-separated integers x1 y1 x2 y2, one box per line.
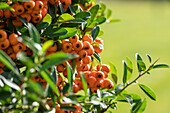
87 76 97 88
91 87 97 93
60 0 71 10
24 1 35 10
12 43 25 53
47 43 57 52
78 50 87 58
73 41 83 51
14 5 25 15
20 13 31 22
93 45 103 53
94 80 103 89
62 42 72 52
69 34 79 43
8 33 19 46
89 71 97 77
0 39 10 50
57 64 65 72
101 64 110 73
4 10 12 18
82 34 93 44
34 0 44 11
0 10 3 19
103 79 113 89
95 37 104 45
83 56 91 64
0 30 7 42
95 71 105 80
32 14 42 23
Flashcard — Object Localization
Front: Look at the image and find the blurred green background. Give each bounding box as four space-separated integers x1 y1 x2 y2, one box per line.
97 0 170 113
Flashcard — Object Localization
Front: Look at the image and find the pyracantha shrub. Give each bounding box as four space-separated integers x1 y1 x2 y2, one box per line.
0 0 169 113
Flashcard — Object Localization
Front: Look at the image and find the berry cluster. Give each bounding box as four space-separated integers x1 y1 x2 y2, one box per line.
0 30 33 73
0 0 48 27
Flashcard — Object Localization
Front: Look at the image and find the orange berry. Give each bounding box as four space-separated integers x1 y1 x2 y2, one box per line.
8 33 19 46
63 69 67 77
91 87 97 93
24 1 35 10
14 5 25 15
95 37 104 45
20 13 31 22
82 41 90 50
62 42 72 52
26 48 33 56
69 34 79 43
93 45 103 53
47 43 58 52
12 20 23 27
73 41 83 51
82 34 93 44
49 0 58 5
4 10 12 18
103 79 113 89
32 14 42 23
0 68 4 74
57 64 65 72
41 8 47 17
9 53 17 60
80 64 90 71
0 39 10 50
94 80 103 89
89 71 96 77
101 64 110 73
6 47 14 55
73 84 80 93
0 30 7 42
0 62 5 68
86 45 94 55
82 56 91 64
12 43 25 53
34 0 44 11
87 76 97 88
31 10 42 17
25 8 33 14
0 10 3 19
83 71 91 79
60 0 71 10
78 50 87 58
95 71 105 80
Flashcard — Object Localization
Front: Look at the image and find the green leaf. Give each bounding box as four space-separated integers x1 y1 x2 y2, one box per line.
132 99 147 113
139 84 156 101
36 22 49 31
74 11 91 20
59 28 77 40
80 72 87 96
89 5 99 21
42 14 52 24
19 16 41 44
124 94 133 106
64 18 86 23
109 62 117 85
146 54 152 63
123 60 128 84
63 83 70 95
95 17 106 24
126 57 133 81
60 106 77 111
48 2 56 19
67 62 73 94
92 26 100 41
0 76 20 91
58 13 75 22
27 80 43 96
68 4 76 15
106 9 112 19
58 1 65 14
135 53 146 71
153 64 169 69
0 2 14 11
19 36 42 55
42 53 77 70
0 50 20 76
100 3 106 16
42 27 68 37
92 53 101 64
51 66 57 85
17 52 35 68
39 70 59 96
42 40 54 52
